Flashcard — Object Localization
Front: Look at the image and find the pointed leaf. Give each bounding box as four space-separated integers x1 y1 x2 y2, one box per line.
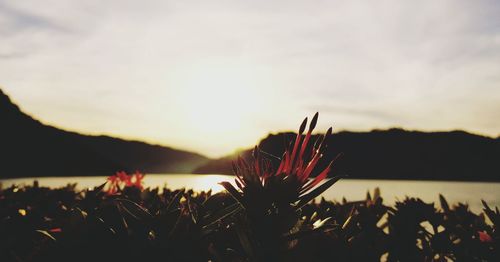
219 181 244 205
202 203 243 231
36 230 57 242
296 176 343 209
166 189 184 211
283 225 336 241
115 198 152 220
439 194 450 212
186 195 198 224
309 112 319 131
299 117 307 134
373 187 381 202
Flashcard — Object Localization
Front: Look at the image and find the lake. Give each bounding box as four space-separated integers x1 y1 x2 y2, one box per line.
1 174 499 213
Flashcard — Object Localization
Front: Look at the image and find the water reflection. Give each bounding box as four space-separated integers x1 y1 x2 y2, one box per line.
1 174 499 212
143 174 230 193
0 174 234 193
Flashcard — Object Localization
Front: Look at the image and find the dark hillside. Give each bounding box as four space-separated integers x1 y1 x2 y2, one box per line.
194 129 499 181
0 89 208 178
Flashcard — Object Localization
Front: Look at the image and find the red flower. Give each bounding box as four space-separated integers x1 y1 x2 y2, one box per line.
478 231 493 243
221 113 341 209
105 171 145 194
130 171 145 190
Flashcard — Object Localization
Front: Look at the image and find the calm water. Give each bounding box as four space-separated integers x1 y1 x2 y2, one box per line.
1 174 499 212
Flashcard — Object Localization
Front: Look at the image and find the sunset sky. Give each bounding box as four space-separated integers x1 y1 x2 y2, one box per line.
1 0 499 157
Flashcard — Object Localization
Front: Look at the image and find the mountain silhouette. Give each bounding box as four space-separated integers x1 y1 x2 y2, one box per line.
194 129 500 181
2 88 499 181
0 89 208 178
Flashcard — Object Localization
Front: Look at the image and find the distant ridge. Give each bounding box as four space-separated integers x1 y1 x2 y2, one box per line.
0 89 209 178
194 129 500 182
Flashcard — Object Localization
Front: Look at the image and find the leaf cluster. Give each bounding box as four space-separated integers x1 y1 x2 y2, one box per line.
0 183 497 262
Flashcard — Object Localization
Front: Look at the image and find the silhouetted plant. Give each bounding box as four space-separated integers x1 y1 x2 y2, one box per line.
218 113 342 259
0 181 498 261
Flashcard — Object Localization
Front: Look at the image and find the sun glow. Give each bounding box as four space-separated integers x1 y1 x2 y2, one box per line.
171 62 267 150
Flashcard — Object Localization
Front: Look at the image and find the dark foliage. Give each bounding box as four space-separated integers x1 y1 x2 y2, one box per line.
1 110 498 261
0 182 497 262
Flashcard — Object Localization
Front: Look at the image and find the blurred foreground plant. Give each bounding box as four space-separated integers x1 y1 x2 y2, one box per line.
105 171 145 194
0 180 498 261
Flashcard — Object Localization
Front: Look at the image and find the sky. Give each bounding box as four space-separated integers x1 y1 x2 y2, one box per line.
1 0 499 157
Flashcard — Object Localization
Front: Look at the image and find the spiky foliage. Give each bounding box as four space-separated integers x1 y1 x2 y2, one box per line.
218 113 343 259
1 182 498 262
220 113 341 209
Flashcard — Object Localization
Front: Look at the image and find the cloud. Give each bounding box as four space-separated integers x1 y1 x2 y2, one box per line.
311 105 405 123
0 0 499 156
0 1 69 34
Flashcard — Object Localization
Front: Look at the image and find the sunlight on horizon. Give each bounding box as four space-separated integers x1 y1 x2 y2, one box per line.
2 175 499 213
172 62 269 147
